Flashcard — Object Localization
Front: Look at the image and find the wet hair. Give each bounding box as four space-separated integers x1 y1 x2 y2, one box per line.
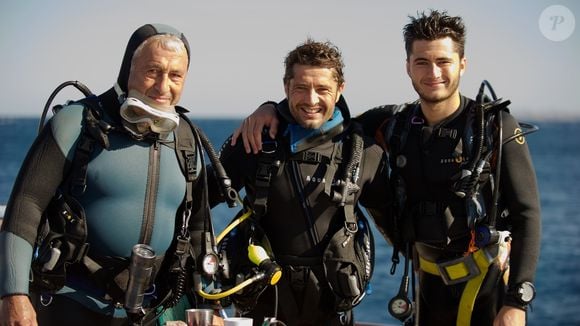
283 38 345 86
403 10 466 59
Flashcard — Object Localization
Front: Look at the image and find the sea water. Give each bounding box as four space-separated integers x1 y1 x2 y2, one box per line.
1 117 579 325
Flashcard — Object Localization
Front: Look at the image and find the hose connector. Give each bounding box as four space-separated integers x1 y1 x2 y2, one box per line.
248 244 282 285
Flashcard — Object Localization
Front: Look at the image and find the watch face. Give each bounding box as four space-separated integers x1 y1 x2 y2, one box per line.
519 282 536 303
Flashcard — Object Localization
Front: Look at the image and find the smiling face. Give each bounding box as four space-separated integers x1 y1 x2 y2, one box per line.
127 36 188 111
284 64 344 129
406 37 466 108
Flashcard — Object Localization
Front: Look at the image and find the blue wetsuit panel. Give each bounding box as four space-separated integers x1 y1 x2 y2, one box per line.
51 105 186 258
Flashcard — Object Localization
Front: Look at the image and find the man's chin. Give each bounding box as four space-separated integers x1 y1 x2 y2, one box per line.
299 120 323 129
419 92 452 105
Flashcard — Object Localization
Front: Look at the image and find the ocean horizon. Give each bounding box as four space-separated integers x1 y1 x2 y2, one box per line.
1 117 579 325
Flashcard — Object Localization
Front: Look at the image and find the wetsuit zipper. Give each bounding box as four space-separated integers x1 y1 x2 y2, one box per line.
140 140 160 244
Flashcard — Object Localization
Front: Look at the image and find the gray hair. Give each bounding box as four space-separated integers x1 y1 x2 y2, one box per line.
131 34 187 65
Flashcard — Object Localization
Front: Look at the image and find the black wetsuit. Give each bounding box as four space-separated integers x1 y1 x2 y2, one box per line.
357 95 541 325
210 97 391 326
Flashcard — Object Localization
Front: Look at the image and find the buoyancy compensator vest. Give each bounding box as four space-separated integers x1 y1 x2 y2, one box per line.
217 118 375 314
30 81 237 320
380 80 539 323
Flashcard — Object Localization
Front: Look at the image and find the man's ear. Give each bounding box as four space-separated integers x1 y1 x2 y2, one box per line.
335 82 345 103
284 81 290 98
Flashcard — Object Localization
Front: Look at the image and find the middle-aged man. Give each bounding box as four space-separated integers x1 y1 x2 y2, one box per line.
209 39 391 325
232 10 541 326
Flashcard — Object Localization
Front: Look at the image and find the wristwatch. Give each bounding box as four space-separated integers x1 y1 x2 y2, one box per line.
513 281 536 305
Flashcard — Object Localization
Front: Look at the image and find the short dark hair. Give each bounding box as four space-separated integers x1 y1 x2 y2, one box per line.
283 38 345 86
403 10 466 59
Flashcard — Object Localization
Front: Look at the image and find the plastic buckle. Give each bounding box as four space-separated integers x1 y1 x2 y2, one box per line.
255 164 271 184
436 254 481 285
261 140 277 154
303 151 321 163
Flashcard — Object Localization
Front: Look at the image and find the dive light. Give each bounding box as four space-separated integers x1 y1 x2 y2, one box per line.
125 244 156 314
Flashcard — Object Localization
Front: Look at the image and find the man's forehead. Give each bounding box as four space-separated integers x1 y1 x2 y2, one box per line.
410 39 460 57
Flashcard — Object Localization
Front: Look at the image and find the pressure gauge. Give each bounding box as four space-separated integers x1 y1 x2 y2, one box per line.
201 253 219 275
388 294 413 321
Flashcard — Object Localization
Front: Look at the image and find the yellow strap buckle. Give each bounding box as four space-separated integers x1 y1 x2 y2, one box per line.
436 254 482 285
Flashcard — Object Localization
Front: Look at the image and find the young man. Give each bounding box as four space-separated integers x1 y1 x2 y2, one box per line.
0 24 221 325
210 39 391 325
232 10 541 326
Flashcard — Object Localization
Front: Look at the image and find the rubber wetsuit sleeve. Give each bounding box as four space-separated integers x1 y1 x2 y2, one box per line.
0 232 33 297
499 112 542 306
358 141 392 239
353 105 397 139
218 134 258 193
0 123 67 296
1 123 67 244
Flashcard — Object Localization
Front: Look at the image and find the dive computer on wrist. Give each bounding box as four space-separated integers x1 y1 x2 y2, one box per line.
513 281 536 305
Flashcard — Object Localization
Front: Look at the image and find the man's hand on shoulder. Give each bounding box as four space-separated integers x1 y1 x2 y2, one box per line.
231 102 278 154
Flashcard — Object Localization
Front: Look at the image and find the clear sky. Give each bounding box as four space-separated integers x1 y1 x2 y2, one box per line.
0 0 578 120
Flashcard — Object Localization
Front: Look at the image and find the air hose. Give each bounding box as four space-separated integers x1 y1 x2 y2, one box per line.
198 272 266 300
39 80 94 134
189 123 240 208
333 126 363 205
197 209 282 300
215 210 253 244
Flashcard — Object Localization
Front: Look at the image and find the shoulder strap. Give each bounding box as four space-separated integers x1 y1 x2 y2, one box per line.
382 103 418 270
253 134 281 219
384 103 417 170
67 96 111 196
175 112 200 209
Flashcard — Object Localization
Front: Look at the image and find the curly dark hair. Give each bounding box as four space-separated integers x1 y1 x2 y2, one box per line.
283 38 345 86
403 10 466 59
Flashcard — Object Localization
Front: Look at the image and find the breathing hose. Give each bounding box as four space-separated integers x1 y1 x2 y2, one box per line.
333 126 363 205
215 210 253 244
198 272 266 300
190 123 240 208
39 80 94 134
197 209 283 300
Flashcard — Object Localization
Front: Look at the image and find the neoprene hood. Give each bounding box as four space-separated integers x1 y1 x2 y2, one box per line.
116 23 191 93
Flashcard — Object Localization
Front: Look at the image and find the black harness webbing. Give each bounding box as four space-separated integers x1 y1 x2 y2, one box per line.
250 124 366 321
35 99 204 305
253 138 281 218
